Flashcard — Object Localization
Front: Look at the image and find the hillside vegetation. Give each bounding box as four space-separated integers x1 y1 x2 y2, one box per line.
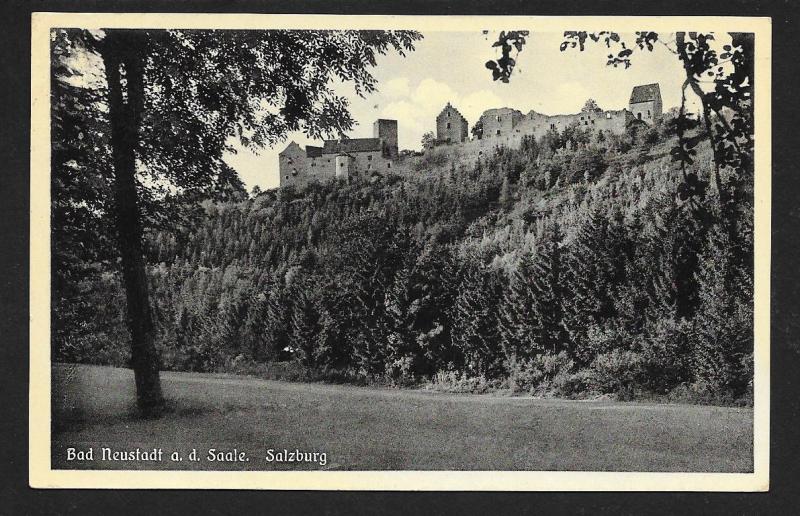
54 117 754 404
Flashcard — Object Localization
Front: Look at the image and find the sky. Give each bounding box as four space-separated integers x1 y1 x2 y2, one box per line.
226 31 696 191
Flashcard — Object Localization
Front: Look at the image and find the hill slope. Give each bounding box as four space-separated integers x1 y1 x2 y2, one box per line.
54 120 754 403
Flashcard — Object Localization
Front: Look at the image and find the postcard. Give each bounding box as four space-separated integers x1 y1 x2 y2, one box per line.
30 13 770 490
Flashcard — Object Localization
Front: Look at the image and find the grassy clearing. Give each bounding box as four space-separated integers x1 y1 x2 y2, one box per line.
51 363 752 472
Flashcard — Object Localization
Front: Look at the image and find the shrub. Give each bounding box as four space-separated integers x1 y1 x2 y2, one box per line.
639 317 693 393
384 355 418 387
426 370 497 394
506 352 575 396
583 349 646 398
643 127 660 145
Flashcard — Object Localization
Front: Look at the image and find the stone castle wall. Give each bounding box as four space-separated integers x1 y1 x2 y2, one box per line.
629 99 662 123
279 147 393 188
277 83 660 188
480 108 524 138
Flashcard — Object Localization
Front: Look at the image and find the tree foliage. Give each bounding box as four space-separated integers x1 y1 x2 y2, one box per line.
485 30 529 83
52 28 422 413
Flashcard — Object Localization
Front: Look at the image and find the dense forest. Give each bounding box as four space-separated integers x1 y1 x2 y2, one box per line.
53 113 754 404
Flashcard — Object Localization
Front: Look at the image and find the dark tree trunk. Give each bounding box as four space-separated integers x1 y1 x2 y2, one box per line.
100 30 164 416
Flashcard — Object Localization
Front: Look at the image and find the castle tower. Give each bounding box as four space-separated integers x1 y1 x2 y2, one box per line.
373 119 398 158
335 153 354 179
628 83 663 123
436 102 469 143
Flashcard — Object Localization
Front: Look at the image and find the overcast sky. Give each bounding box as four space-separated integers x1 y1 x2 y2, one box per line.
227 30 699 191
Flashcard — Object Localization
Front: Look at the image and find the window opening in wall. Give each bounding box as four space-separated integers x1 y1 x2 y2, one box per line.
496 129 501 135
447 122 451 129
367 155 372 161
496 115 501 122
591 120 595 124
647 109 651 118
637 112 642 120
387 162 391 168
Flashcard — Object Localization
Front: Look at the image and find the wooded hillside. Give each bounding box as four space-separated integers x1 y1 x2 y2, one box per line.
53 117 754 404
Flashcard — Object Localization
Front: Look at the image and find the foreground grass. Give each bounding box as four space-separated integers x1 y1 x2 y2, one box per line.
52 363 753 472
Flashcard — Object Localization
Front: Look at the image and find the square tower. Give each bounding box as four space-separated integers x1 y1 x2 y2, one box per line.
629 83 663 123
373 119 398 158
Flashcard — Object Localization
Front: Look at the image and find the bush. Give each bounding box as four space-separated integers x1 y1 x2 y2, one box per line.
582 349 646 398
426 370 497 394
643 127 660 145
384 355 418 387
665 381 750 407
506 352 575 396
639 317 693 393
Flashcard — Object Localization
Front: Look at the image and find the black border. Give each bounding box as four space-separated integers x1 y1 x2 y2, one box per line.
2 1 799 513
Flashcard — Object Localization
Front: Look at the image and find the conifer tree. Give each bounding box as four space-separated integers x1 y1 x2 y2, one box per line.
561 205 629 364
287 275 321 368
499 250 538 362
691 223 753 396
531 221 567 355
451 259 504 376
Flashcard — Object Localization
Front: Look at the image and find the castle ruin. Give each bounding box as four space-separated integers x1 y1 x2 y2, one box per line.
279 83 662 187
279 119 398 187
435 102 469 145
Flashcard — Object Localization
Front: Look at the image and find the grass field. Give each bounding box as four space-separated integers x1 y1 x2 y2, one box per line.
51 363 753 472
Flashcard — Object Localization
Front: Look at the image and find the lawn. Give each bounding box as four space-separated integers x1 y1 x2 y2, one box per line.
51 364 753 472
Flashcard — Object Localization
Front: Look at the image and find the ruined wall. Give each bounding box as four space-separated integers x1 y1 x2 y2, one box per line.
413 107 633 174
507 109 631 142
629 100 661 124
279 143 341 187
349 150 393 176
480 108 524 138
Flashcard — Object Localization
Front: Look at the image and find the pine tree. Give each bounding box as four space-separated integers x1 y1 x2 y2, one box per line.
287 276 321 368
499 221 566 361
531 223 567 355
691 223 753 396
560 205 628 364
451 260 504 376
499 250 538 361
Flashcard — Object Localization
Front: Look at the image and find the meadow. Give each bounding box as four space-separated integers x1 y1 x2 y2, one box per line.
52 364 753 472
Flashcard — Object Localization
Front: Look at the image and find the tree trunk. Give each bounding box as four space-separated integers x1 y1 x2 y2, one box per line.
100 30 164 416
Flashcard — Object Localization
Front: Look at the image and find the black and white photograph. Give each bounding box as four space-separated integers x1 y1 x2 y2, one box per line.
29 13 770 490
